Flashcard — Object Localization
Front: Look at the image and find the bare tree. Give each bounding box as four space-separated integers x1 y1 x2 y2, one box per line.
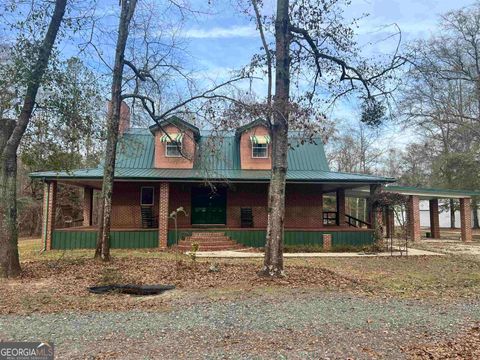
247 0 405 276
400 3 480 228
95 0 138 261
0 0 67 277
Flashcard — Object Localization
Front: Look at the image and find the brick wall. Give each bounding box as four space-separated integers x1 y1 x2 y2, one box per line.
460 198 472 242
154 124 196 169
168 182 324 229
239 125 272 170
110 182 159 228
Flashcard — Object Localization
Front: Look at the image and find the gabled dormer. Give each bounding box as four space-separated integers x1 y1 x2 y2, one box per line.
149 116 200 169
235 119 272 170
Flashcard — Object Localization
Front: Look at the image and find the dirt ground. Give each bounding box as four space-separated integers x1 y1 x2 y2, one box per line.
1 238 479 359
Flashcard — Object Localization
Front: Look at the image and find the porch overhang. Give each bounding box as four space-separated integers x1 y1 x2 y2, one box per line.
30 168 395 187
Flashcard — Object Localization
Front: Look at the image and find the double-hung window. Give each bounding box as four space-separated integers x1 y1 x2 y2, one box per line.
252 143 268 158
250 135 270 158
166 140 182 157
160 133 184 157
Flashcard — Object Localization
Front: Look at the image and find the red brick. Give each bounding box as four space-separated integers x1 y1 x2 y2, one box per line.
239 125 272 170
429 199 440 239
323 234 332 250
158 182 169 248
153 124 195 169
83 187 93 226
407 195 421 242
42 181 57 250
460 198 472 242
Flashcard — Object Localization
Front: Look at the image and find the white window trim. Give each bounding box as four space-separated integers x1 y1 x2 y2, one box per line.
251 143 269 159
165 141 182 158
140 186 155 206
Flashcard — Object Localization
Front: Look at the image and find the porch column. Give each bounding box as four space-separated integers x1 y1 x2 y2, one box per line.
336 188 346 226
83 187 93 227
460 198 472 242
429 199 441 239
42 181 57 251
158 182 170 249
407 195 421 242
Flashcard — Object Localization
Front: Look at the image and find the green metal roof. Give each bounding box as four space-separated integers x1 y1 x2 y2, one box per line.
30 127 393 184
30 167 393 183
384 185 480 199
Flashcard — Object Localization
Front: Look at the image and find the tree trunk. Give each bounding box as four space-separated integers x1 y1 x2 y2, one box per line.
0 0 66 278
0 119 21 277
472 198 479 229
261 0 290 277
95 0 137 261
450 199 456 229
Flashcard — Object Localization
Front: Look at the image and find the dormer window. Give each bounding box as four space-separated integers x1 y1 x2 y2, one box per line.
160 133 184 157
250 135 270 158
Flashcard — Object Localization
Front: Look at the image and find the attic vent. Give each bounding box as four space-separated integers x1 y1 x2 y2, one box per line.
250 135 270 144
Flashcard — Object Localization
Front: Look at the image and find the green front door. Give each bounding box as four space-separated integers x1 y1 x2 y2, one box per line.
191 186 227 225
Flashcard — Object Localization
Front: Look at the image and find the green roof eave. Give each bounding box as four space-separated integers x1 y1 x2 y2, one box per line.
384 185 480 199
30 168 394 184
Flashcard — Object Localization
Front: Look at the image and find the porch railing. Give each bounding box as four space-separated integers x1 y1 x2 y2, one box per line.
323 211 371 228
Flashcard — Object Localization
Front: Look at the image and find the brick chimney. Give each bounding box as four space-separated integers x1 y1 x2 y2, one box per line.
107 100 131 135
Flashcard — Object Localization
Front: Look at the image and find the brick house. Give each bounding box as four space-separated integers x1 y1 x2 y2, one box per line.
31 114 477 250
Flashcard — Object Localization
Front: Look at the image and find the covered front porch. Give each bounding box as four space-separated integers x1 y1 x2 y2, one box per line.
41 179 383 250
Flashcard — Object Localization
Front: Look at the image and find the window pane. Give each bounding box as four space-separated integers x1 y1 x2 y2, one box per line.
141 187 154 205
252 144 267 158
166 141 181 157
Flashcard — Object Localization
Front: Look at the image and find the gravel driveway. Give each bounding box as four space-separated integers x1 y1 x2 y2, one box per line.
1 289 479 359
